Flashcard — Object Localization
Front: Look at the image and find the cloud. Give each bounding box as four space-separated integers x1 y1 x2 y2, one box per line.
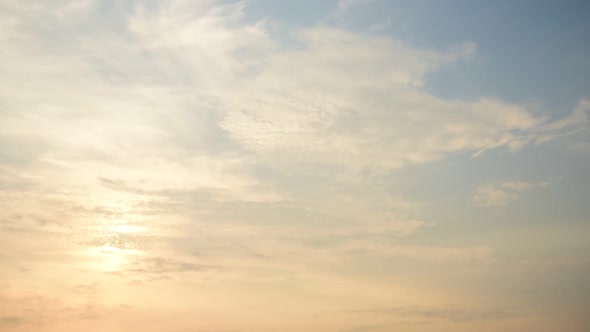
0 291 67 329
346 305 518 322
0 0 578 274
0 0 583 201
0 1 522 285
104 255 224 284
0 316 24 326
473 180 551 207
216 27 541 173
329 242 493 263
0 2 588 331
501 181 533 191
539 99 590 132
532 99 590 145
339 325 382 332
221 234 493 266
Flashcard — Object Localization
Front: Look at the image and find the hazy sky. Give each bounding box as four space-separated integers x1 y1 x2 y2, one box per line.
1 1 589 331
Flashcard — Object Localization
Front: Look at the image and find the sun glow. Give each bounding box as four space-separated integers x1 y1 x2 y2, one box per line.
83 220 147 272
109 224 146 234
88 245 141 272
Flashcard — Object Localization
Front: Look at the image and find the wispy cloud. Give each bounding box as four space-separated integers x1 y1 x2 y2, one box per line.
344 305 518 322
473 180 551 207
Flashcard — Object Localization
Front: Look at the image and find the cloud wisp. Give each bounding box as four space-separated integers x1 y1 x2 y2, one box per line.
473 180 550 207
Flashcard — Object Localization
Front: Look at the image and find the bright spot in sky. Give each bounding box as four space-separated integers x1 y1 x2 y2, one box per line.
88 245 141 272
109 224 146 234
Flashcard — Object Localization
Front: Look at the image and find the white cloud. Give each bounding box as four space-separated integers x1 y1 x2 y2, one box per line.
0 0 583 280
533 99 590 146
217 28 536 173
0 0 581 194
473 180 550 207
473 184 521 207
539 99 589 132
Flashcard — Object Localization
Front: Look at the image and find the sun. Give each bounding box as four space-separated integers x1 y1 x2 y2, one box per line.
89 245 140 272
84 220 146 272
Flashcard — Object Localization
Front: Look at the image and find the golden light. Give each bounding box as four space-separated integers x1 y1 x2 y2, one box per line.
108 224 146 234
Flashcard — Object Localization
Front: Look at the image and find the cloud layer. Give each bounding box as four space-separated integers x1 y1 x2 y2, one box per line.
1 1 589 331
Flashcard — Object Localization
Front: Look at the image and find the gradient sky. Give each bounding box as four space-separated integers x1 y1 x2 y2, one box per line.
1 1 589 331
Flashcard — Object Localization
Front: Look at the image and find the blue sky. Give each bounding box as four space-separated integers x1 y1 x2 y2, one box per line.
0 1 589 331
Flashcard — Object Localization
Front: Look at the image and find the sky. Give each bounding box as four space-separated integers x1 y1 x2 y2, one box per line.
1 0 589 331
